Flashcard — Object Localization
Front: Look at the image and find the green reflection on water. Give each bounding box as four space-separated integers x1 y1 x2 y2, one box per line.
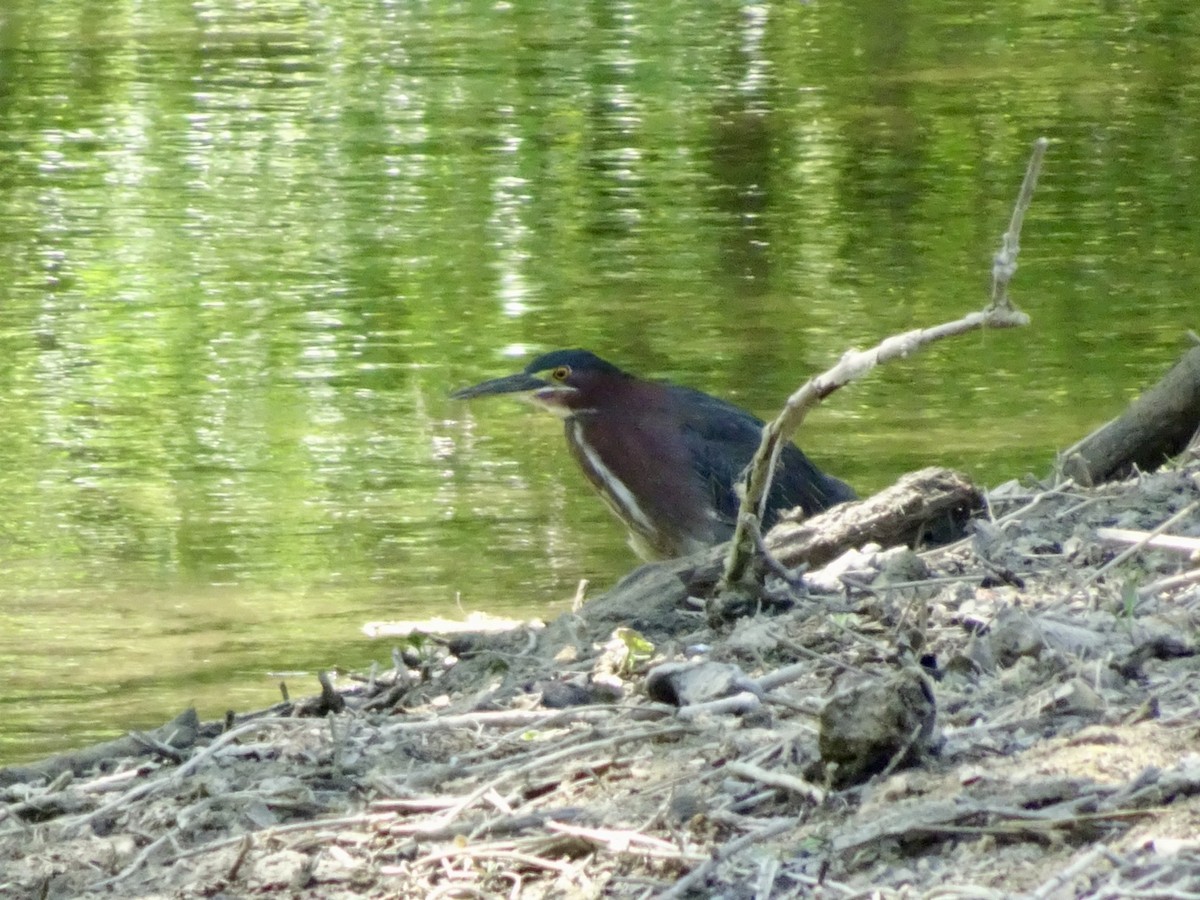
1 0 1198 762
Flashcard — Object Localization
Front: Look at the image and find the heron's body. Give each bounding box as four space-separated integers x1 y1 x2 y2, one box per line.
452 349 855 560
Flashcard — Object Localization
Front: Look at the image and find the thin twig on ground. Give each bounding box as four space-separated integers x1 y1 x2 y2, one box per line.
653 818 796 900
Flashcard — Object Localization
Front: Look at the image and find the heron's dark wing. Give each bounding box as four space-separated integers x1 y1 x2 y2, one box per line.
671 386 855 531
671 387 770 529
772 443 857 524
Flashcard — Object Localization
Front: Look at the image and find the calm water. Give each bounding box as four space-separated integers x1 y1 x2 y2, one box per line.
1 0 1197 762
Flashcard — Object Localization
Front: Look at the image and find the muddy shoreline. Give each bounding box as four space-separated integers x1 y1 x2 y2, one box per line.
2 456 1199 899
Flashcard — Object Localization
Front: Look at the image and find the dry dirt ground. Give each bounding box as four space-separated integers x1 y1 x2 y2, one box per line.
2 456 1199 899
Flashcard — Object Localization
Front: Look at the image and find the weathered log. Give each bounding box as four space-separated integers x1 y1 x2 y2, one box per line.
0 707 200 788
564 466 982 640
1057 343 1200 486
766 466 983 569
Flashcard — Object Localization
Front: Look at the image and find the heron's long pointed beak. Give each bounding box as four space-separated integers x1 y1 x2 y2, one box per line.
450 372 548 400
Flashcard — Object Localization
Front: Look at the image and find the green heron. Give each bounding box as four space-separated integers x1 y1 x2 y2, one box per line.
451 349 855 560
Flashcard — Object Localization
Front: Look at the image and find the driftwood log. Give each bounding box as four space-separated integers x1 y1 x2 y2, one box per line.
570 466 982 639
1057 343 1200 486
767 467 982 568
0 707 200 789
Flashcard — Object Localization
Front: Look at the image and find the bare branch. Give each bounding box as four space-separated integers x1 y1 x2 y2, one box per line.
992 137 1049 312
719 138 1048 594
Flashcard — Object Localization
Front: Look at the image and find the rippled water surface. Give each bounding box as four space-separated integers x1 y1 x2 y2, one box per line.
1 0 1198 761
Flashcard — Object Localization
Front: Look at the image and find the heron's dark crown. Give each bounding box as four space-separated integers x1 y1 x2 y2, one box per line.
524 349 627 378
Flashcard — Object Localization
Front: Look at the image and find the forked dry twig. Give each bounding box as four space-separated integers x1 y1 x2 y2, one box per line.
721 137 1048 593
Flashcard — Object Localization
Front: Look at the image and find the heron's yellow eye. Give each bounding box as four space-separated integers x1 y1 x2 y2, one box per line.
551 366 571 381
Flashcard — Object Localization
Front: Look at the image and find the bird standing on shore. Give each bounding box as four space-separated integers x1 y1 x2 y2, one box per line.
452 349 855 561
